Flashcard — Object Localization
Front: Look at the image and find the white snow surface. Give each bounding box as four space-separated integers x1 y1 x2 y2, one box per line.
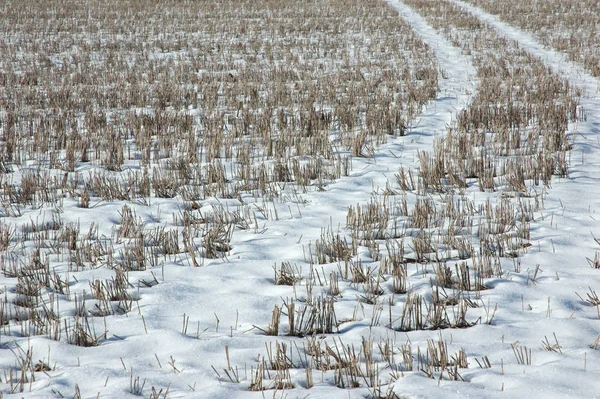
2 1 600 398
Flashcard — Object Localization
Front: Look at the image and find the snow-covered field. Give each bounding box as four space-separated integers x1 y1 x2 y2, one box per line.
1 0 600 398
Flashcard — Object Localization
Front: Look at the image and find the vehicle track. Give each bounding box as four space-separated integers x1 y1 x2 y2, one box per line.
391 0 600 396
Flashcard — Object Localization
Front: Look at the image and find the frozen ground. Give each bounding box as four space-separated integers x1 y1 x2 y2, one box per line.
2 0 600 398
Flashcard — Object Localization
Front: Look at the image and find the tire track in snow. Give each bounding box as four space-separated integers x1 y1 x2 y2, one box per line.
446 0 600 248
293 0 479 216
434 4 600 393
450 0 600 151
300 0 479 202
379 3 600 396
386 0 477 139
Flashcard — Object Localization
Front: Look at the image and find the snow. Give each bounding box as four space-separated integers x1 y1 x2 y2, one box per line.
2 0 600 398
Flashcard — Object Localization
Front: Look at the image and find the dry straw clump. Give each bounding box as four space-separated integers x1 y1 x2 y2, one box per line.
228 334 469 392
